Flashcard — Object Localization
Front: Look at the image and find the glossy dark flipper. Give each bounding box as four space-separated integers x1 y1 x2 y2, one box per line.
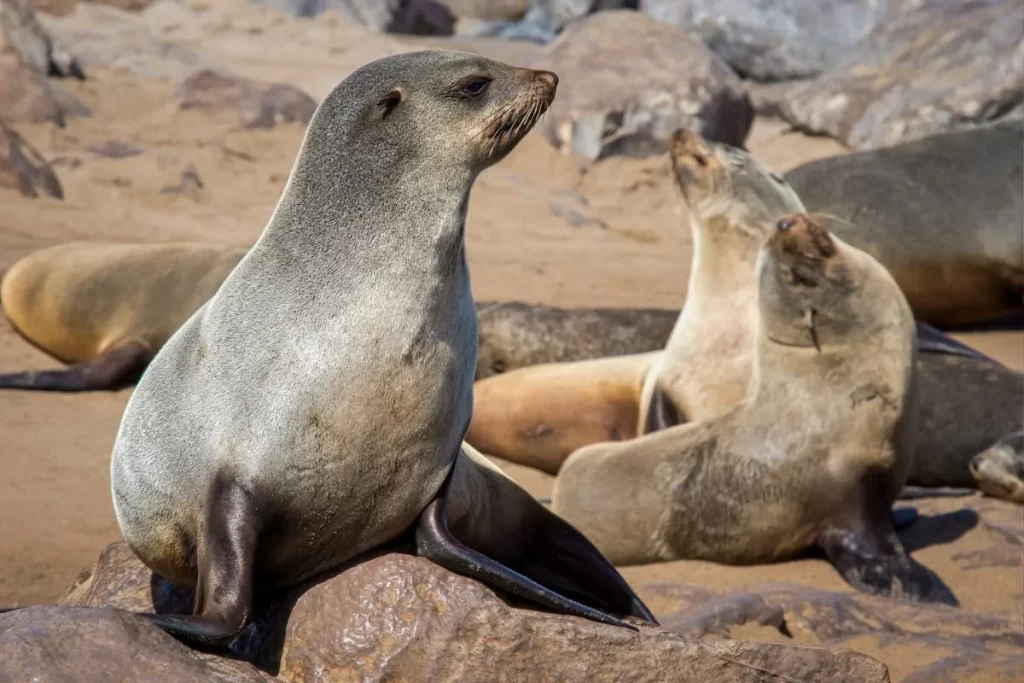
416 470 656 630
138 474 259 647
818 501 958 606
890 507 918 530
0 341 151 392
914 321 991 361
642 384 684 435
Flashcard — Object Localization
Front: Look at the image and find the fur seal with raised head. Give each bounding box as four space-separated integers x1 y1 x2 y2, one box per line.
109 50 654 647
553 213 956 604
784 119 1024 328
0 241 246 391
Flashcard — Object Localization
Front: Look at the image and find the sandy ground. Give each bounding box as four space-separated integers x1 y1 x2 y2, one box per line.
0 2 1021 677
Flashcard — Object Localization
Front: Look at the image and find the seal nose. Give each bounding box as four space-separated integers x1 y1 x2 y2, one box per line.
669 128 710 167
535 70 558 88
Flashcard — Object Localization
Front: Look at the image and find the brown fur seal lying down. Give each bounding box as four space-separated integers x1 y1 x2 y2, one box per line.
465 131 1023 501
784 119 1024 328
0 241 247 391
553 212 957 605
107 51 654 647
0 243 674 391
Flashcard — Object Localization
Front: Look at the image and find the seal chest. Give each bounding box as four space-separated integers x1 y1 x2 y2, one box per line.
109 50 562 646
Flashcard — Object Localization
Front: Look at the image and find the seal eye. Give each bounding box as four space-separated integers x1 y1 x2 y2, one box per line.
463 78 492 97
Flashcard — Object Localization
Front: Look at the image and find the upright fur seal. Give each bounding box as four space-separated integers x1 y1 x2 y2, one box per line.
0 241 246 391
110 51 653 647
553 213 956 605
785 119 1024 328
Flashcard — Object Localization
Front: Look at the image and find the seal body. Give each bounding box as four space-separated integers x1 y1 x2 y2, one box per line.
0 241 245 390
554 214 956 605
109 50 653 645
785 119 1024 327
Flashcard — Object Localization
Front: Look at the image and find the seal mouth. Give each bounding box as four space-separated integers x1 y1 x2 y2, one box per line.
482 71 557 158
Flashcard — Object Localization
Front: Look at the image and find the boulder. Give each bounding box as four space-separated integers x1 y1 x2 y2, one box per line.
0 0 89 125
440 0 530 21
532 10 753 161
640 0 896 82
0 118 62 198
253 0 457 35
461 0 636 44
175 68 318 129
780 0 1024 150
54 542 891 682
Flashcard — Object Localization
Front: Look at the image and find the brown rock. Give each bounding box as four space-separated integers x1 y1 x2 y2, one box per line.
0 118 62 197
0 606 274 683
441 0 528 21
59 543 891 683
0 0 89 125
902 652 1024 683
176 68 318 129
780 0 1024 150
532 10 753 161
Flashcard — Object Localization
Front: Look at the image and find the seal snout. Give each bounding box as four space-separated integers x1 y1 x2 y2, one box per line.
533 70 559 88
669 128 712 168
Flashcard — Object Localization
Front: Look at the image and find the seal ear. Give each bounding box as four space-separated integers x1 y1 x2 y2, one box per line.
377 89 403 119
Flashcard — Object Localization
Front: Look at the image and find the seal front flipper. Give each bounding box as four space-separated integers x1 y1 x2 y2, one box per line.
817 506 958 607
416 451 657 630
914 321 992 362
136 474 259 647
0 341 150 392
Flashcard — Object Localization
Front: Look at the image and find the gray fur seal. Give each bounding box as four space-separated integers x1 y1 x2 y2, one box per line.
0 241 245 391
109 50 654 647
785 119 1024 328
553 213 956 605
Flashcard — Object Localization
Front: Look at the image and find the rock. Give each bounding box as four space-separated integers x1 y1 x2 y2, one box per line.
0 0 89 125
780 0 1024 150
640 0 898 82
175 68 318 129
532 10 753 161
462 0 635 44
902 652 1024 683
57 542 891 682
441 0 529 21
254 0 457 35
0 118 62 198
0 606 275 683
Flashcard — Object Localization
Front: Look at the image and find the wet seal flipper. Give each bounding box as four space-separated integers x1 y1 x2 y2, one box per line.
138 474 260 647
818 492 958 606
914 321 992 361
416 449 657 630
643 383 684 435
0 341 151 392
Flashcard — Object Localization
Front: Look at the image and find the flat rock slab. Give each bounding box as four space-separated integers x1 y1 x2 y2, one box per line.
50 542 891 682
531 10 753 161
780 0 1024 149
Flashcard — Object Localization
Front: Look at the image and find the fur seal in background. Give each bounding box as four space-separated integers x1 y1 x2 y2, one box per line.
970 431 1024 504
785 119 1024 328
0 241 246 391
467 351 658 474
475 301 675 379
465 131 1023 501
553 213 957 605
110 51 653 647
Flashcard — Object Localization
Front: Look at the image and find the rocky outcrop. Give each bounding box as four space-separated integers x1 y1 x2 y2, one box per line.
0 118 62 197
0 0 89 125
780 0 1024 150
532 10 753 161
640 0 895 82
42 542 894 683
462 0 637 44
253 0 457 35
175 68 318 129
441 0 530 21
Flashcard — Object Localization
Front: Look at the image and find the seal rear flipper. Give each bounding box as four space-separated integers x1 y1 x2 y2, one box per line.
136 474 259 647
0 341 151 392
415 479 651 631
817 519 958 607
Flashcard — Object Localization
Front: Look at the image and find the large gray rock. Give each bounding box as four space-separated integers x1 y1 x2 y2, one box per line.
780 0 1024 149
49 542 891 682
254 0 457 35
0 0 89 125
640 0 896 82
533 10 753 161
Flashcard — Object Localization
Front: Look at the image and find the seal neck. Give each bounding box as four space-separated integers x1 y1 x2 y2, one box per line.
678 213 761 324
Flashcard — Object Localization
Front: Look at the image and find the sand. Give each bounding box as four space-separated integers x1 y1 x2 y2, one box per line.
0 2 1021 678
